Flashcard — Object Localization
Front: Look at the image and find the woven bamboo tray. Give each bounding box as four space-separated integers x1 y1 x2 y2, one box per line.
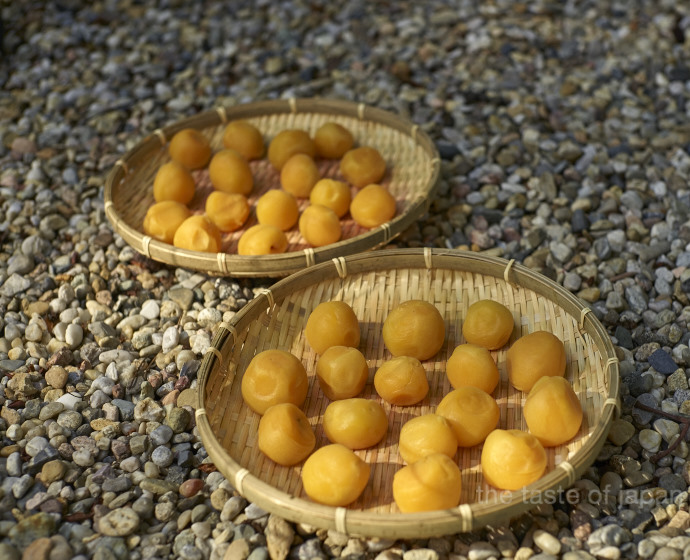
103 98 440 277
196 248 620 538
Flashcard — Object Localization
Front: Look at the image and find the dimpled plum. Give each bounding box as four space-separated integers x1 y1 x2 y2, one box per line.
143 201 191 244
374 356 429 406
172 214 222 253
523 376 582 447
398 414 458 465
507 330 566 392
152 161 196 204
168 128 211 169
280 153 320 198
256 189 299 231
298 204 341 247
241 349 308 415
392 453 462 513
309 178 351 218
209 149 254 196
382 300 445 361
481 429 547 490
462 300 514 350
436 386 499 447
340 146 386 188
257 403 315 466
316 346 369 401
237 224 288 256
322 398 388 449
304 301 360 355
349 183 396 228
314 122 354 159
205 191 250 232
222 119 264 160
301 443 370 506
268 129 316 170
445 343 499 394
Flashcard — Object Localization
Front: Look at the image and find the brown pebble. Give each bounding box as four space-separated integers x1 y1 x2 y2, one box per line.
179 478 204 498
161 389 180 406
44 366 68 389
22 537 52 560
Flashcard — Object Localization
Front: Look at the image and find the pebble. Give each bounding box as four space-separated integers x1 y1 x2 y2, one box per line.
98 507 141 537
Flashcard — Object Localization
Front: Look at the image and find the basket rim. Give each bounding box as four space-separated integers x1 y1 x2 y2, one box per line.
195 248 621 538
103 97 441 278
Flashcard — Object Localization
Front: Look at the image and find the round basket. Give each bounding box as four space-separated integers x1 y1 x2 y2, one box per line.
196 248 620 538
103 98 440 277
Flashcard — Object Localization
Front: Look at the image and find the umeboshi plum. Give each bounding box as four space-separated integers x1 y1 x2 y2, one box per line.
462 300 514 350
392 453 462 513
349 183 396 228
256 189 299 231
172 214 222 253
481 429 547 490
281 153 320 198
304 301 360 355
205 191 250 232
316 346 369 401
445 343 499 394
301 443 370 506
143 201 191 244
374 356 429 406
506 330 566 392
267 129 316 170
222 119 264 160
398 414 458 465
257 403 315 466
152 161 196 204
523 376 582 447
168 128 211 170
314 122 354 159
208 149 254 196
322 398 388 450
340 146 386 188
240 349 308 415
298 204 341 247
309 178 351 218
237 224 288 256
382 300 445 361
435 386 499 447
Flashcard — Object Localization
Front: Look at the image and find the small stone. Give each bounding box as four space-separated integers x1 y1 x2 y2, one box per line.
607 419 635 446
639 429 663 452
98 507 140 537
666 510 690 531
467 541 500 560
165 407 190 433
8 513 56 549
40 460 66 485
44 366 68 389
633 394 658 424
649 349 678 375
20 537 52 560
179 478 204 498
666 370 688 393
533 530 561 555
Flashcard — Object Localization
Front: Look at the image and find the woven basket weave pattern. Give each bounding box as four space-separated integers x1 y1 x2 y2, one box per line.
104 99 440 276
196 249 619 537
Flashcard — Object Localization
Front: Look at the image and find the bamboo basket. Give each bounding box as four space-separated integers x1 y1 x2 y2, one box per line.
196 248 620 538
103 98 440 277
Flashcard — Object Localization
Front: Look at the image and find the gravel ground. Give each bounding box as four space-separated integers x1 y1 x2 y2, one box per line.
2 1 690 559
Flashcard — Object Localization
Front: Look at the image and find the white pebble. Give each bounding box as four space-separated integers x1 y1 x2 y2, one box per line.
24 322 44 342
162 326 180 353
65 323 84 348
140 300 160 320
